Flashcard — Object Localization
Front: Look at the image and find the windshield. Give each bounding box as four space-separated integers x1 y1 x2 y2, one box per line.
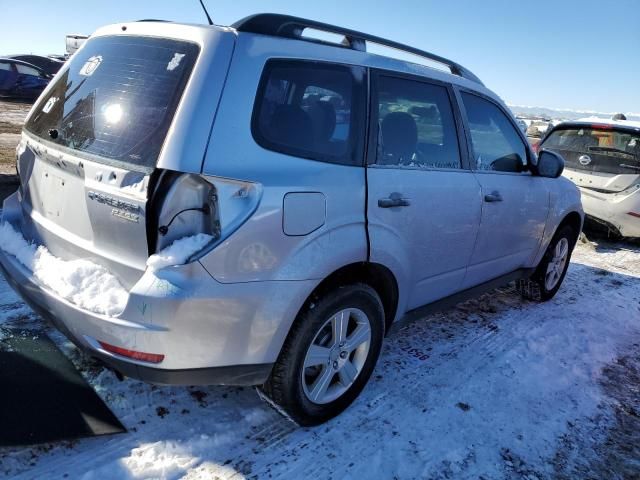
542 126 640 174
25 36 199 171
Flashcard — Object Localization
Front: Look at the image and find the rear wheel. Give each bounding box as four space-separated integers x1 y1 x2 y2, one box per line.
263 284 385 426
518 225 577 301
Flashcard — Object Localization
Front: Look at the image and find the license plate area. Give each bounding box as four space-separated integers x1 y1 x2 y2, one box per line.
41 170 66 219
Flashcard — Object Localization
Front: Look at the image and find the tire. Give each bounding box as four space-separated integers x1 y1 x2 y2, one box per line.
263 283 385 426
517 225 577 302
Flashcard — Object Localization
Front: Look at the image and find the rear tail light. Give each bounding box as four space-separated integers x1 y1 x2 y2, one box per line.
532 142 541 154
147 171 221 256
146 170 261 267
627 211 640 219
98 341 165 364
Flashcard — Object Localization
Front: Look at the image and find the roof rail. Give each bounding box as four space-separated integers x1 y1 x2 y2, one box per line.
232 13 483 85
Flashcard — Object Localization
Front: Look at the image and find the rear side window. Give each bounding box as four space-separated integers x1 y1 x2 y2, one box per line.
25 36 199 172
252 60 366 166
374 75 461 169
542 126 640 174
461 92 528 173
16 64 41 76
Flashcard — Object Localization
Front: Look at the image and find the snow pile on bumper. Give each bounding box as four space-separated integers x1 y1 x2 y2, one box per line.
0 222 129 317
146 233 214 271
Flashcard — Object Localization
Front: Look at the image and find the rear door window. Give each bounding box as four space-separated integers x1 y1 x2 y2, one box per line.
252 60 366 166
25 36 199 172
373 75 461 169
542 126 640 174
16 64 41 77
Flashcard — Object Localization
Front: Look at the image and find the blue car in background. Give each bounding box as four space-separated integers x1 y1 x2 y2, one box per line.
8 54 64 76
0 58 51 101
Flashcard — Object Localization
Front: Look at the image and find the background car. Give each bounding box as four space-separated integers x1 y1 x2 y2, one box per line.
8 54 64 76
540 115 640 237
0 58 51 100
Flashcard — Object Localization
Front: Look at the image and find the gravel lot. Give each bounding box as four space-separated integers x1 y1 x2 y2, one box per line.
0 100 30 181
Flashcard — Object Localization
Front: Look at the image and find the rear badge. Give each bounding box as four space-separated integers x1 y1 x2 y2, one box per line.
88 191 140 223
112 209 139 223
79 55 103 76
578 155 592 166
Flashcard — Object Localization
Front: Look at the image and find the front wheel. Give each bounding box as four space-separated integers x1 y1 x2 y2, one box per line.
518 225 577 301
262 284 385 426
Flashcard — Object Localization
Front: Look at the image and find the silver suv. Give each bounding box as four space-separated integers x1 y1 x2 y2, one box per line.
0 14 583 425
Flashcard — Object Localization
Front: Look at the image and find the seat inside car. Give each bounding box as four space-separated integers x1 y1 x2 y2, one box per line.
380 111 418 165
307 100 341 155
269 104 314 151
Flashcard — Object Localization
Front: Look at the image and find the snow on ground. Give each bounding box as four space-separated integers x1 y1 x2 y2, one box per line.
0 236 639 479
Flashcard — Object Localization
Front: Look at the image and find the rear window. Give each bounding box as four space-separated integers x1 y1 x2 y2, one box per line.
543 126 640 174
252 60 366 166
25 36 199 171
16 64 42 76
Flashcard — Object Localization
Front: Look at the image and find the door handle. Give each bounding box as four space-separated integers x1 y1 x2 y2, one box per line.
378 192 411 208
484 191 503 202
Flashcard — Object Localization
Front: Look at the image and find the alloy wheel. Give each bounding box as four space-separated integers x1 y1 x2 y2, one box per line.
301 308 372 405
545 237 569 290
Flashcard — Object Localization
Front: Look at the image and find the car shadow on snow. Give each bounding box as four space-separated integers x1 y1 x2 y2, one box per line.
582 224 640 252
1 260 639 479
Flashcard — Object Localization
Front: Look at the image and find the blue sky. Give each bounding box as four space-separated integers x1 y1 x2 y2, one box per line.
2 0 638 112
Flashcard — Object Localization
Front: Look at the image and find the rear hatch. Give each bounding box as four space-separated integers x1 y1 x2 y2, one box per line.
15 34 202 288
542 123 640 193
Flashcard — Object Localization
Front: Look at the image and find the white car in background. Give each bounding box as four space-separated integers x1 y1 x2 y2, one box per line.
540 115 640 237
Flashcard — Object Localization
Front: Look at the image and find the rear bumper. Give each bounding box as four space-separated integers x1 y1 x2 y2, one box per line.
0 206 317 385
580 186 640 237
0 257 272 385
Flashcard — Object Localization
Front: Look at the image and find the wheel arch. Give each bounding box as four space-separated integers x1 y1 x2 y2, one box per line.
300 262 399 333
557 211 583 244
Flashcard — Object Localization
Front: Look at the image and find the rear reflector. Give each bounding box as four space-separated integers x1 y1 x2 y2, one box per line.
627 212 640 219
98 341 165 364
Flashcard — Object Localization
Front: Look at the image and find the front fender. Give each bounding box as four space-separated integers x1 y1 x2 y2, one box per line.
533 177 584 266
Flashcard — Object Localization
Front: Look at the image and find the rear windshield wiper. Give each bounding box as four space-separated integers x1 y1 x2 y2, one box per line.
588 146 634 156
619 163 640 171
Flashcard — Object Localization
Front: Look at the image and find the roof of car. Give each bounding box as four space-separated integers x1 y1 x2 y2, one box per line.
231 13 484 86
8 54 63 63
0 57 46 71
575 116 640 130
549 117 640 134
125 15 485 86
90 18 500 103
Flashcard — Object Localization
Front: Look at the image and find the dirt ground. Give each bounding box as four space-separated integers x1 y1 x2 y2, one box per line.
0 100 30 181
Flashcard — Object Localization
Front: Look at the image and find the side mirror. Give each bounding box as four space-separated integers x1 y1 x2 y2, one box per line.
536 149 565 178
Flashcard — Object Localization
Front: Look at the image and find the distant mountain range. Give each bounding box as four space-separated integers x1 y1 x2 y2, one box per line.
507 104 640 122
